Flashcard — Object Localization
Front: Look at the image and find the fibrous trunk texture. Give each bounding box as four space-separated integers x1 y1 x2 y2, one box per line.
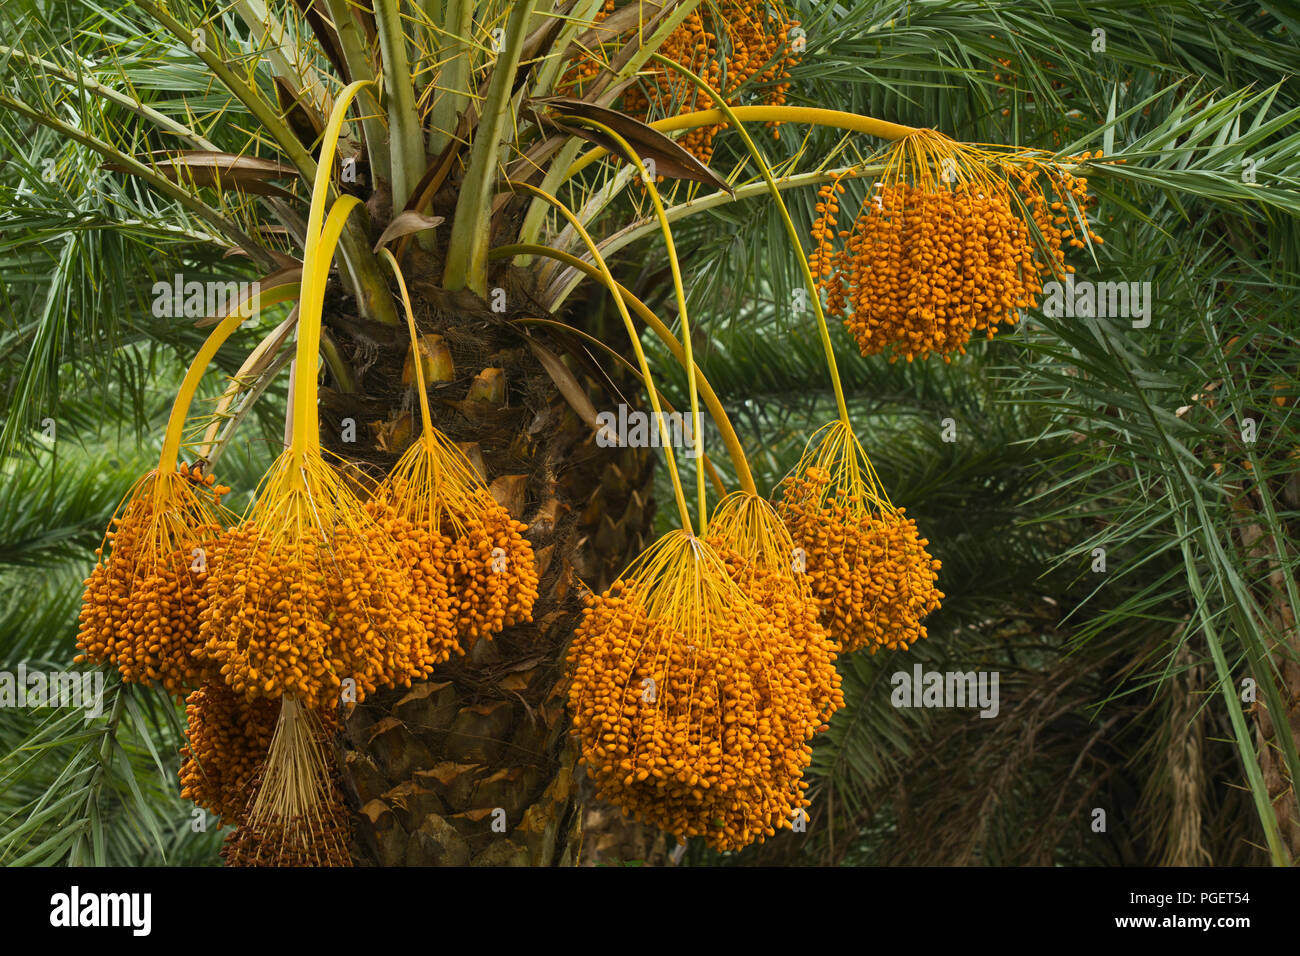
319 266 658 865
1234 480 1300 862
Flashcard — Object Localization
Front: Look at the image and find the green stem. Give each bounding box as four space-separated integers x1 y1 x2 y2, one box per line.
138 0 315 180
233 0 334 126
428 0 474 157
375 0 427 212
319 330 356 393
323 0 393 179
443 0 537 295
139 0 398 325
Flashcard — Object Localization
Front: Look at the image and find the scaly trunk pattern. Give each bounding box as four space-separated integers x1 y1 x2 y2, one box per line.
318 264 657 865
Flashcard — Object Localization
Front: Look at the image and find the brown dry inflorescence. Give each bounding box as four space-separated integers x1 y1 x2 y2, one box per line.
179 682 279 823
566 532 831 851
220 803 352 867
75 462 231 697
220 697 351 867
778 464 943 654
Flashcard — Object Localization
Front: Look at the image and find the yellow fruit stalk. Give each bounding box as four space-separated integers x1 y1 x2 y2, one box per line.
75 278 297 697
196 84 433 712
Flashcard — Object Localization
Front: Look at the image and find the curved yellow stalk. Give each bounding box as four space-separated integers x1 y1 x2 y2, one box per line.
303 79 374 263
509 313 729 499
156 281 302 478
565 105 918 180
541 165 885 310
288 77 373 461
650 55 850 424
378 247 434 442
563 116 708 533
374 249 495 539
198 307 301 462
292 195 363 459
490 242 755 496
507 181 694 534
796 418 893 511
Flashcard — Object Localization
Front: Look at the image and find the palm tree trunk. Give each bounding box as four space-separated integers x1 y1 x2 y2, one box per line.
320 272 657 865
1233 480 1300 861
578 777 674 865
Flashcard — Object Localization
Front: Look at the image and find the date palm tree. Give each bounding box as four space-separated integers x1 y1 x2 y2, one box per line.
1 0 1298 867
